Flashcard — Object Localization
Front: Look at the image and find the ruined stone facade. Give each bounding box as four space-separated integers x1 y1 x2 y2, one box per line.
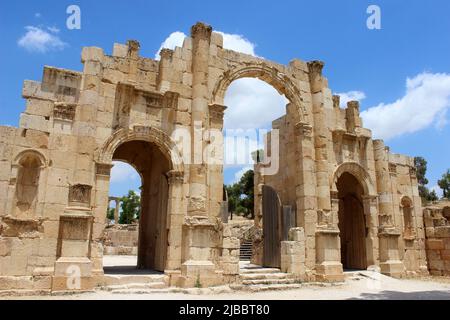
423 201 450 276
0 22 429 293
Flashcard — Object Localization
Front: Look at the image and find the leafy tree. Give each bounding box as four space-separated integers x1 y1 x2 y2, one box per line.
438 169 450 199
119 190 141 224
106 207 115 220
428 190 439 202
414 157 428 186
225 169 254 219
240 170 255 219
414 156 436 203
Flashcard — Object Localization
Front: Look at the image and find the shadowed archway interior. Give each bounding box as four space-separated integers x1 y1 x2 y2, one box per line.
112 140 170 271
337 172 368 270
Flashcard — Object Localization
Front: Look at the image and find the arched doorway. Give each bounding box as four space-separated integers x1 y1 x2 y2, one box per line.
337 172 367 270
110 140 170 272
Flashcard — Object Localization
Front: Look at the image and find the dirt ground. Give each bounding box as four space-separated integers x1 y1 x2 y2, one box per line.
2 256 450 300
3 274 450 300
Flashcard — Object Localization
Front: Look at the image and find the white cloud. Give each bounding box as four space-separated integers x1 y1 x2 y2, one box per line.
35 13 41 18
110 161 140 183
361 72 450 140
233 166 253 183
47 26 60 34
335 90 366 108
216 31 257 56
224 78 288 129
155 31 186 59
430 184 444 198
155 29 258 59
18 26 67 53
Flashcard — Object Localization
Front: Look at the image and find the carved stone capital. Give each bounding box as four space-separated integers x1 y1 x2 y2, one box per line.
166 170 184 185
209 104 227 121
307 60 324 76
191 22 212 41
159 48 174 60
96 163 113 176
295 121 313 138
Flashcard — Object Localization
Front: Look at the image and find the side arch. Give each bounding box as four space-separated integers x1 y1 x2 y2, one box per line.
210 63 306 123
96 127 184 173
331 162 376 196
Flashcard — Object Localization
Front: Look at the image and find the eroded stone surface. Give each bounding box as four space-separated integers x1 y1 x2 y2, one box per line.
0 22 435 293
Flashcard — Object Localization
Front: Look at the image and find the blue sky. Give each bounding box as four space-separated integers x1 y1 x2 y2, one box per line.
1 0 449 197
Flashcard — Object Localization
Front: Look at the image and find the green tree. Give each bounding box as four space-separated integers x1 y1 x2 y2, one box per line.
438 169 450 199
106 207 115 220
225 169 254 219
240 170 254 219
119 190 141 224
414 156 436 203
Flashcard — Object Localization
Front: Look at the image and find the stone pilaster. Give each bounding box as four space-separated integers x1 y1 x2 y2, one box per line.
373 140 404 276
294 121 317 273
188 22 212 217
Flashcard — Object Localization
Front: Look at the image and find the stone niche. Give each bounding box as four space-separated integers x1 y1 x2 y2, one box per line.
68 184 92 208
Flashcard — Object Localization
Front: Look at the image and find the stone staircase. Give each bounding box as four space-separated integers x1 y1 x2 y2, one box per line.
97 274 169 294
239 239 252 261
231 264 301 292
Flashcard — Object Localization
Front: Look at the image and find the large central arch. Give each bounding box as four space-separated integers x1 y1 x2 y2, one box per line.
210 63 306 124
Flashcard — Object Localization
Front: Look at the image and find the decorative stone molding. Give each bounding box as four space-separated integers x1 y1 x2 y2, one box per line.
95 163 113 176
53 103 76 121
388 163 397 175
183 215 215 228
68 184 92 208
166 170 184 185
209 104 227 121
295 121 313 138
331 162 376 196
164 91 180 109
97 127 184 174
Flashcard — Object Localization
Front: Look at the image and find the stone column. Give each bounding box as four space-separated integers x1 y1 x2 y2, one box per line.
314 191 344 282
362 195 380 266
294 121 317 274
207 104 227 218
307 60 332 214
373 140 404 277
165 170 184 274
114 199 119 224
188 22 212 217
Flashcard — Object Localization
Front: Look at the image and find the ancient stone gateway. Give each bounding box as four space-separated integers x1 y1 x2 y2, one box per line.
0 22 430 293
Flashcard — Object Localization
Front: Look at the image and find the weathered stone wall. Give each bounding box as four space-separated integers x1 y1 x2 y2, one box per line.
102 224 138 255
424 202 450 276
0 21 430 293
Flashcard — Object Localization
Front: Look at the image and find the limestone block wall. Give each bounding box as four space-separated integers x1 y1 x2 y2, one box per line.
424 204 450 276
102 224 138 255
0 21 432 291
